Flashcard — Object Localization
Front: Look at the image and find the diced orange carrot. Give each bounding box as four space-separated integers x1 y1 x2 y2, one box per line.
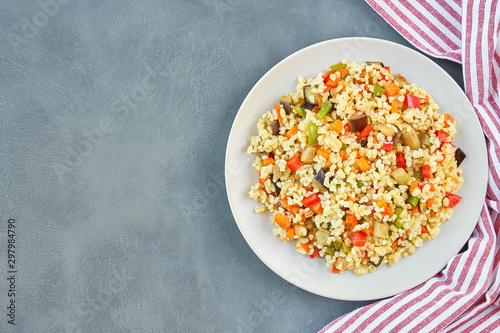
263 157 274 166
423 95 429 104
377 200 393 217
286 227 295 239
355 132 362 140
444 113 455 126
339 86 347 94
391 100 399 113
336 68 349 78
258 170 268 185
356 157 371 172
362 227 374 236
426 198 434 208
300 242 310 254
384 82 400 96
355 150 362 158
310 201 323 214
274 213 291 229
274 105 283 124
411 205 419 214
347 196 357 203
331 265 341 273
340 150 347 161
427 183 436 192
332 119 343 133
289 205 300 214
373 137 379 144
316 148 331 160
345 214 358 227
409 181 419 195
325 76 341 88
284 125 299 139
421 225 429 234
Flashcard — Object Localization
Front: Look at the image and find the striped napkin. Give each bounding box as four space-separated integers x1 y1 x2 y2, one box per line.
320 1 500 332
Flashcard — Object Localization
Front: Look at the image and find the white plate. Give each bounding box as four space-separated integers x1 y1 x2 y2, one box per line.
225 37 488 300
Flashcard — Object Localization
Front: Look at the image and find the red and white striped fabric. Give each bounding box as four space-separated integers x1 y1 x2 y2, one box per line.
320 1 500 332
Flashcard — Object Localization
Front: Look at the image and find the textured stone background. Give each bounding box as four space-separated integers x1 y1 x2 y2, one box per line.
0 0 463 332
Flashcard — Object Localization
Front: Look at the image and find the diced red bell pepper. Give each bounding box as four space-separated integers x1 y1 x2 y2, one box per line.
287 156 303 172
380 66 391 80
419 182 436 191
381 142 394 151
310 201 323 214
445 193 462 208
404 94 421 109
302 193 321 208
309 247 320 259
343 123 349 133
325 77 341 88
351 231 367 247
422 165 432 178
396 152 406 168
322 71 332 83
436 130 447 143
360 125 374 138
391 237 403 249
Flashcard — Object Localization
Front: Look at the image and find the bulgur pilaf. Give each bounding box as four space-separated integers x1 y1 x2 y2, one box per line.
247 61 465 275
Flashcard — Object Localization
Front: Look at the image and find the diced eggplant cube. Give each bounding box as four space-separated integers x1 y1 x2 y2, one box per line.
455 148 466 167
348 113 368 133
270 120 280 135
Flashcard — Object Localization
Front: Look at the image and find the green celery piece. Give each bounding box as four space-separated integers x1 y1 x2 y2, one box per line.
408 195 419 207
391 221 402 229
325 247 335 257
342 244 352 255
373 84 385 97
316 100 333 120
308 122 318 145
327 63 345 72
292 105 305 117
395 207 403 220
333 241 342 251
414 168 423 181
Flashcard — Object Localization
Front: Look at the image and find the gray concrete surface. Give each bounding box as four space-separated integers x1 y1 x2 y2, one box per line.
0 0 463 332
